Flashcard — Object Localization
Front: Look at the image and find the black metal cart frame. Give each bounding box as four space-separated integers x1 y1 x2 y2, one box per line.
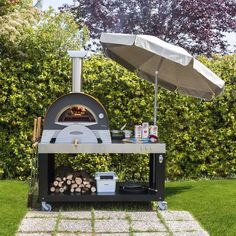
38 143 167 211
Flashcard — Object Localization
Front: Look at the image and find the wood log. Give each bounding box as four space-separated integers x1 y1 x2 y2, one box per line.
32 118 37 142
55 177 62 182
75 187 81 192
63 185 67 191
58 181 64 188
50 186 56 192
83 181 90 186
91 186 96 193
36 117 42 140
55 188 60 193
71 183 78 189
51 170 95 194
75 177 82 185
85 184 91 189
66 174 73 180
59 187 65 193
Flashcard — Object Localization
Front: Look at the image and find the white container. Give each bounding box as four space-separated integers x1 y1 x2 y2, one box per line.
142 122 149 138
150 125 158 137
123 130 132 139
135 125 142 139
95 172 118 193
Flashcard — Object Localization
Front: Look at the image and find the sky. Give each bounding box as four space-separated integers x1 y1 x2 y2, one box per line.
36 0 235 49
41 0 73 10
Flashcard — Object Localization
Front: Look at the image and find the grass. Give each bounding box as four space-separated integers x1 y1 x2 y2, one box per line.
0 180 28 236
1 179 236 235
166 179 236 236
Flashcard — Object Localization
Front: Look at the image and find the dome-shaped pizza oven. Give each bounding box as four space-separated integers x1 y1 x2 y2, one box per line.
40 50 111 144
41 93 111 144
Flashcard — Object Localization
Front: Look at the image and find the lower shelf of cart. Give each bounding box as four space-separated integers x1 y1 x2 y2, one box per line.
43 192 159 202
42 182 160 202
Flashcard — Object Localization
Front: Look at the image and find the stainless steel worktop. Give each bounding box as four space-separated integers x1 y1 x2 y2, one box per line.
38 142 166 154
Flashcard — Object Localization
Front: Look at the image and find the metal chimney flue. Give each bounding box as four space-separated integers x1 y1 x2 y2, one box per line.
68 50 87 93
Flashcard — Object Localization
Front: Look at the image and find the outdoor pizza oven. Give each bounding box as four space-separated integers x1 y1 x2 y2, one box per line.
40 51 112 144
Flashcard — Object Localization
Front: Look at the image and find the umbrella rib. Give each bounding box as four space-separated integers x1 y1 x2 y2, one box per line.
157 58 164 71
137 56 165 81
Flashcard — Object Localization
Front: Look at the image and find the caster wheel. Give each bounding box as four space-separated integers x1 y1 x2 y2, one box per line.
41 201 52 211
157 201 167 211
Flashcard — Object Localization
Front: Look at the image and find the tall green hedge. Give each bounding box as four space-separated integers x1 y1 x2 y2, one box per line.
0 52 235 180
0 9 87 178
83 54 236 180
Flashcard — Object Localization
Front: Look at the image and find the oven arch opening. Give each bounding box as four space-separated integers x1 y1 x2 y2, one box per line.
55 104 97 126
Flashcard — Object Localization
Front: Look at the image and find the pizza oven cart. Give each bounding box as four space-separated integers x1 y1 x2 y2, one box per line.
37 50 167 211
38 143 166 211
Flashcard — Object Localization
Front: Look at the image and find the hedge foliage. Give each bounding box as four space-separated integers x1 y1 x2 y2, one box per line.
1 49 235 180
0 9 88 178
82 54 236 180
0 9 235 180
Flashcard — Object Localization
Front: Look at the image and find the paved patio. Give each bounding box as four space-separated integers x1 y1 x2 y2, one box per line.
16 210 209 236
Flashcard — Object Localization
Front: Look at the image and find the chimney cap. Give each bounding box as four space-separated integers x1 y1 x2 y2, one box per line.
68 50 87 58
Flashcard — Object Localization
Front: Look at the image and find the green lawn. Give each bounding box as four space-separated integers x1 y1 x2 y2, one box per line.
0 179 236 235
0 180 28 236
166 179 236 236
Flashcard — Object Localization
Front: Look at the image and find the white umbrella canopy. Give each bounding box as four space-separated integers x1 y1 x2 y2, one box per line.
100 33 225 125
100 33 224 100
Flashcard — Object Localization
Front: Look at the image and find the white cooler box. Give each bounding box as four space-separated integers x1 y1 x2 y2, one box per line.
95 172 118 193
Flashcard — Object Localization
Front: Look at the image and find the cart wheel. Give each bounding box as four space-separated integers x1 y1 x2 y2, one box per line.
157 201 167 211
41 201 52 212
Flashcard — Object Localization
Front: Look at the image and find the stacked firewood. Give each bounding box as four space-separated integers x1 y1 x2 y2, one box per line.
50 171 96 194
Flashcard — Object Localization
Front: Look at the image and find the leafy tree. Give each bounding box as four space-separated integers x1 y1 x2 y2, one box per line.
0 0 32 16
65 0 236 55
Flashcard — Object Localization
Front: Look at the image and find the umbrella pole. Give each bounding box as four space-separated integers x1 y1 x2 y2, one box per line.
154 71 158 126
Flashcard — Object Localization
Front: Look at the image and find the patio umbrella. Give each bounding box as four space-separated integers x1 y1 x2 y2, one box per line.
100 33 225 125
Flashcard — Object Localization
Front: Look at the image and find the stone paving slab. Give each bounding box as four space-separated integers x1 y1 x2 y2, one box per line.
95 219 129 233
25 211 59 218
173 231 209 236
159 210 195 221
131 221 167 231
131 220 166 232
17 210 209 235
94 210 127 219
18 218 56 232
166 220 203 232
56 234 78 236
134 233 169 236
96 233 130 236
57 233 92 236
60 211 91 219
127 211 159 221
16 233 52 236
58 219 92 232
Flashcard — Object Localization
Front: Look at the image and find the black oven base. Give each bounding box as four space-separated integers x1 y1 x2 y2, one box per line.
38 153 166 211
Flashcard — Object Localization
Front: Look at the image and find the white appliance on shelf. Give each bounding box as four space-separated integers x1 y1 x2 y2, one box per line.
95 172 118 193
